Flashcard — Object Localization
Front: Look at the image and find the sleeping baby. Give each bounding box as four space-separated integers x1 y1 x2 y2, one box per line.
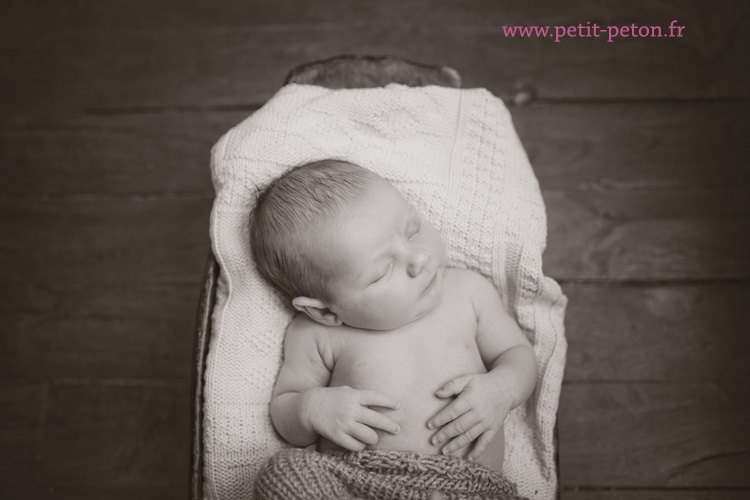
250 159 535 499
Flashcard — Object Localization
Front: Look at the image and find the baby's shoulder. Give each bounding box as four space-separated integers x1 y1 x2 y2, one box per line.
444 267 502 310
282 314 336 371
285 313 330 346
444 267 497 293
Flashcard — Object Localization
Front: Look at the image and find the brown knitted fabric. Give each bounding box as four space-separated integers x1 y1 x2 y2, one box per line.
253 448 528 500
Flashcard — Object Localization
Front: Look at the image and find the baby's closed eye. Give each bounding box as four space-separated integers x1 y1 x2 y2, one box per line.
371 262 393 284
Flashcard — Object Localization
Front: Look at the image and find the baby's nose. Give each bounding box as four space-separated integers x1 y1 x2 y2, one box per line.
407 249 429 278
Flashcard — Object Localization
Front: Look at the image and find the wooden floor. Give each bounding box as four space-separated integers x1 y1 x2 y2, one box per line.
2 1 749 498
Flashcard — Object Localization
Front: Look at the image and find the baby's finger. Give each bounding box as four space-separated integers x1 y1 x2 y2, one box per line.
435 374 473 399
431 412 480 447
348 423 380 446
427 396 471 430
467 429 497 462
357 389 400 410
334 432 367 452
441 423 484 456
358 408 401 435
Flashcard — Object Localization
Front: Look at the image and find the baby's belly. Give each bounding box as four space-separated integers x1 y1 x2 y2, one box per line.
371 391 457 455
318 347 486 459
318 383 457 456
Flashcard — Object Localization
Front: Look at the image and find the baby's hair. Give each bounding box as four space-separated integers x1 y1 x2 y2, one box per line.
250 159 374 301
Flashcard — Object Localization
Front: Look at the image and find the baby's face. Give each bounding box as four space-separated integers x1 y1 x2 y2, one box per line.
311 177 447 330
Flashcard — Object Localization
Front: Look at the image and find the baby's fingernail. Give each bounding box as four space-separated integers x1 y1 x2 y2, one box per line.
396 426 401 434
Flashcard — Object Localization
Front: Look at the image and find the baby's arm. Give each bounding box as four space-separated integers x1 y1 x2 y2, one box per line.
271 314 402 450
427 271 536 460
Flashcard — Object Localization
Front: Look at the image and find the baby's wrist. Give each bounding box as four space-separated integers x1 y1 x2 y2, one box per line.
485 368 524 409
299 387 323 433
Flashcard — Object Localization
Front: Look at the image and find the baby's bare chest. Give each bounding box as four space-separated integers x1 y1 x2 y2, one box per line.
328 300 485 395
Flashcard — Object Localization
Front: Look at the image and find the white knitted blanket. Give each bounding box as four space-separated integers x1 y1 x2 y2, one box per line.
205 84 567 500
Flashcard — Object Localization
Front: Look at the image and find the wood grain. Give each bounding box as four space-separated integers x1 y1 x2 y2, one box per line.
0 483 184 500
0 112 238 195
511 103 750 192
1 0 745 34
2 103 747 195
286 55 461 88
558 383 750 488
190 256 218 500
562 284 750 382
2 1 747 109
544 189 750 280
0 383 47 483
0 283 199 381
0 199 212 284
41 382 190 486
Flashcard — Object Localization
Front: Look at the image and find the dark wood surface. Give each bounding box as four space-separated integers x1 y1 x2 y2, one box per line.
1 1 748 499
2 1 748 109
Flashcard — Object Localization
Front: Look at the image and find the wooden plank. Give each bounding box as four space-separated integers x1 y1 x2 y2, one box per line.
563 491 750 500
2 102 747 195
563 284 750 382
0 0 724 32
0 383 47 483
1 3 747 109
40 382 190 486
0 112 243 195
558 383 750 488
0 283 199 381
544 189 750 280
0 483 183 500
0 198 212 284
0 0 745 34
511 103 750 191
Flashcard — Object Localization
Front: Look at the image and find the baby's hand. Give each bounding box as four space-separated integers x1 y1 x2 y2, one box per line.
304 386 401 451
427 373 512 461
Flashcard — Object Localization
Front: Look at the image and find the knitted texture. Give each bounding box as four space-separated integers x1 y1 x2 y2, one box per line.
205 84 568 500
254 449 527 500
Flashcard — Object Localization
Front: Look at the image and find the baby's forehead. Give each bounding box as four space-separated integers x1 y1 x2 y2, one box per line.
292 173 410 238
317 186 414 248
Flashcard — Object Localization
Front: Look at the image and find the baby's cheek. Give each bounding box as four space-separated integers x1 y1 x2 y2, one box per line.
379 292 410 319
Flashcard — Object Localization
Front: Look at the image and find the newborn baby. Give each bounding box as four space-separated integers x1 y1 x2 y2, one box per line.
251 159 536 471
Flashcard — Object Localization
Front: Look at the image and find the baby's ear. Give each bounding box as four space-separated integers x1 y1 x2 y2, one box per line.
291 296 342 327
